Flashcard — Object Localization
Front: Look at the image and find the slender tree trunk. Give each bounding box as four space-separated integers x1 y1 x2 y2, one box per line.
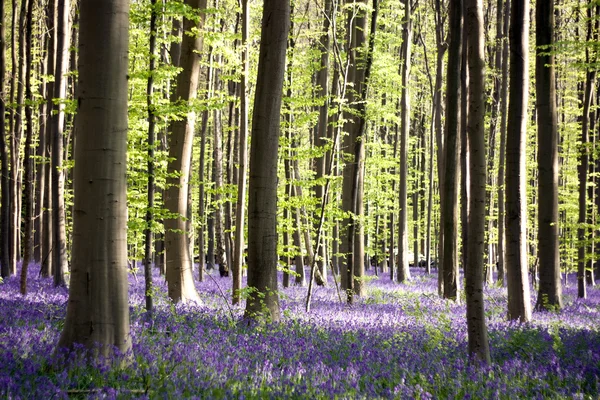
12 0 27 270
460 23 468 285
143 0 158 315
244 0 290 322
505 0 531 322
397 0 412 283
232 0 249 304
496 0 509 287
197 65 212 282
434 0 447 295
535 0 562 311
578 4 598 298
57 0 132 358
0 0 9 279
464 0 491 365
314 0 332 286
442 0 462 301
213 98 228 278
19 0 33 295
51 0 70 287
164 0 207 304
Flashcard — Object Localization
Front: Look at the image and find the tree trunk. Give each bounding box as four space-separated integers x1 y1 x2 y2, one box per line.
442 0 462 301
51 0 70 288
164 0 207 304
143 0 158 315
244 0 290 322
314 0 332 286
19 0 33 295
57 0 131 358
0 0 9 279
464 0 491 365
535 0 562 311
232 0 249 304
213 100 228 278
505 0 531 322
397 0 412 283
496 0 509 287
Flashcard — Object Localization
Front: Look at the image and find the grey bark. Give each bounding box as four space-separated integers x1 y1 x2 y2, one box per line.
397 0 412 283
51 0 70 287
535 0 562 311
57 0 132 358
505 0 531 322
465 0 491 364
442 0 462 301
164 0 207 304
244 0 290 322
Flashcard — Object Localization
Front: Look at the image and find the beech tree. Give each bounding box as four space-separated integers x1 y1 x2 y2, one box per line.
505 0 531 322
57 0 132 357
535 0 562 311
164 0 207 304
244 0 290 322
442 0 461 301
464 0 490 364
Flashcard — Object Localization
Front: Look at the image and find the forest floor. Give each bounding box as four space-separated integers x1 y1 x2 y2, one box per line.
1 263 599 399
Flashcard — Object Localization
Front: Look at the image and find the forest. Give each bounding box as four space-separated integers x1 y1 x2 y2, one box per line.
1 0 600 398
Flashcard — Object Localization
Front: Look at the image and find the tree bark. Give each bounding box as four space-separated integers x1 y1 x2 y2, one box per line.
505 0 531 322
496 0 509 287
464 0 491 365
442 0 462 301
313 0 332 286
232 0 249 304
164 0 207 304
144 0 158 315
244 0 290 322
535 0 562 311
57 0 131 358
397 0 412 283
19 0 33 295
51 0 70 288
0 0 9 279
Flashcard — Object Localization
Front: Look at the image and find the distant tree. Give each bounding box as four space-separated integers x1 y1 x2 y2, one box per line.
535 0 562 311
244 0 290 322
505 0 531 322
464 0 490 364
57 0 132 357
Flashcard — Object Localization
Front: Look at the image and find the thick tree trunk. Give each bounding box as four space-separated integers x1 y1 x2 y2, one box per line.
244 0 290 322
535 0 562 311
164 0 207 304
505 0 531 322
57 0 131 358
